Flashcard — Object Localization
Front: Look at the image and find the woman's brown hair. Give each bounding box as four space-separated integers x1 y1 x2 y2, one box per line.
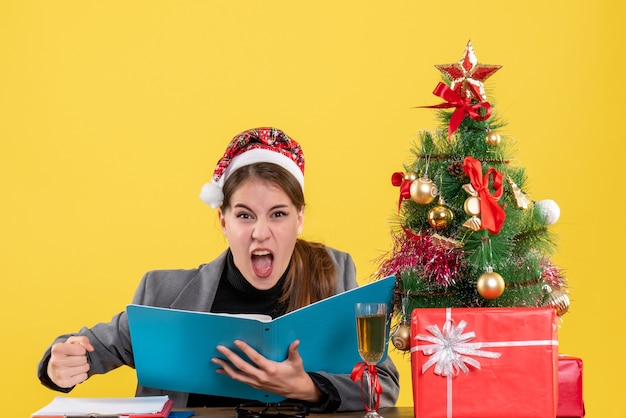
221 162 336 312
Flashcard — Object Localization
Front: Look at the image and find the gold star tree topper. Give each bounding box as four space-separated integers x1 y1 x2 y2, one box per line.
435 40 502 103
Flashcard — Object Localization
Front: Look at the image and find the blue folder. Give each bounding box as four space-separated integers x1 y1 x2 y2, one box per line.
127 275 396 402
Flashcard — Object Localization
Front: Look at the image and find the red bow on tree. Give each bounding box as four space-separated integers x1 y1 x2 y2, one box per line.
463 156 506 234
391 172 412 212
420 82 493 139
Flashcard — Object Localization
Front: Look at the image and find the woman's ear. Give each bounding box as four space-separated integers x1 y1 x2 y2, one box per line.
297 207 304 235
218 208 226 233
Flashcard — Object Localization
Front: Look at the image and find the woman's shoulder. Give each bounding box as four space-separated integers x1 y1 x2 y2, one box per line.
323 245 354 266
141 266 203 286
322 246 358 292
133 251 228 306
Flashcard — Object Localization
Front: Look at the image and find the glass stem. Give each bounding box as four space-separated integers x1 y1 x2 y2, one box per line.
367 367 376 412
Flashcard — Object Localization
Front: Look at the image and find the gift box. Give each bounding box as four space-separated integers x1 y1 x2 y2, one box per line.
557 355 585 417
411 307 558 418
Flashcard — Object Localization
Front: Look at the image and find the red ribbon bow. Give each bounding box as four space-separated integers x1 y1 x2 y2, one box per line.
391 172 412 212
463 156 506 234
350 362 383 411
421 82 493 139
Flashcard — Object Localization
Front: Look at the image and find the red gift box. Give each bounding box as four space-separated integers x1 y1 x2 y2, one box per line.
411 307 558 418
557 355 585 417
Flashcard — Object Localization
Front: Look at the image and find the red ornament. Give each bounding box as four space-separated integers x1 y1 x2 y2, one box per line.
435 40 502 103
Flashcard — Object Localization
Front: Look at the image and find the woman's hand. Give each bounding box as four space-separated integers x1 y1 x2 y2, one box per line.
212 339 322 402
47 336 94 388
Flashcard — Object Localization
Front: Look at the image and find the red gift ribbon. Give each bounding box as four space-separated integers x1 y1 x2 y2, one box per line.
350 362 382 411
463 156 506 234
420 82 493 139
411 307 559 418
391 172 412 212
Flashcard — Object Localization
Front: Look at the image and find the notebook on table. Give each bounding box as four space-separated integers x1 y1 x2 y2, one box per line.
31 395 173 418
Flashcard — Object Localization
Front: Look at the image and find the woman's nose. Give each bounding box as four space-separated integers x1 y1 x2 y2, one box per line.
252 219 271 241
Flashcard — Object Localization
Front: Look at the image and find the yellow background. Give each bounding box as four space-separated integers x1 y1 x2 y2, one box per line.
1 1 622 417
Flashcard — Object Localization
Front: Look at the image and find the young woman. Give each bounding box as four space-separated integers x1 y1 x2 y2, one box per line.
37 127 400 412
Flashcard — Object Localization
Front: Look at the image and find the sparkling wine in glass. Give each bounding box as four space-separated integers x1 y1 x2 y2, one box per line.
355 303 387 418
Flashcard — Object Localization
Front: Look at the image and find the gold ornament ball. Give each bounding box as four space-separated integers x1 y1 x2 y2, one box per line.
410 177 438 205
391 322 411 351
485 131 501 146
477 271 505 299
463 195 481 216
405 172 418 182
548 289 570 316
428 205 454 230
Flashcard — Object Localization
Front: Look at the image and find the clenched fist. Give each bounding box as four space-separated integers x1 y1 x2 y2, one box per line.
47 336 94 388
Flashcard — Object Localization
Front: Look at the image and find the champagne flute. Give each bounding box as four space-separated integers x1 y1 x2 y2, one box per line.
355 303 387 418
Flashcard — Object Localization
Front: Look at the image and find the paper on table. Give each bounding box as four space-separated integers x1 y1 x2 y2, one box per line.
31 395 169 416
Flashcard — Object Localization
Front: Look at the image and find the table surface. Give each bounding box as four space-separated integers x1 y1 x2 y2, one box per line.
177 406 414 418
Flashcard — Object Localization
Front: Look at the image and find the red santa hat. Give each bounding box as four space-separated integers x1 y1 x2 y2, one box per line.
200 127 305 208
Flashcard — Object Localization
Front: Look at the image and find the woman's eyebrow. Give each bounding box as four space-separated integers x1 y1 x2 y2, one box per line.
232 203 290 211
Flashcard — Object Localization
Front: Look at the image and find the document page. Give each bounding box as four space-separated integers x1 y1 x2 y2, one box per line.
32 395 169 416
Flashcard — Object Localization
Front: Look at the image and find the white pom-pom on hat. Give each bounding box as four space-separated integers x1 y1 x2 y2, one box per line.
199 127 305 208
199 182 225 209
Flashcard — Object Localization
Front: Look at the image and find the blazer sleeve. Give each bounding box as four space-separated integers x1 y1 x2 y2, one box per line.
37 273 149 392
36 263 212 392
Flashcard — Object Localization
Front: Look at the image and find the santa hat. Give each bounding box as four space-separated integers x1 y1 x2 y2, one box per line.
199 127 305 208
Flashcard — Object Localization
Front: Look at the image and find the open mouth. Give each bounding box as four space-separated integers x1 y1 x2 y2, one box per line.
251 250 274 278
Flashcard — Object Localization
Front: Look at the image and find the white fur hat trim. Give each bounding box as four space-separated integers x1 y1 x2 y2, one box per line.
199 148 305 208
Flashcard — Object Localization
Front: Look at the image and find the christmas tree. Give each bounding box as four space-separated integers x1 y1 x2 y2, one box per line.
377 41 570 351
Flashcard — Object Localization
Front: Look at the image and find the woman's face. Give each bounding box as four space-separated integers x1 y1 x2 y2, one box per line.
218 177 304 290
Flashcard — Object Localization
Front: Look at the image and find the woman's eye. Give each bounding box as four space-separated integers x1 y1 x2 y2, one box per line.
272 211 287 218
236 212 252 219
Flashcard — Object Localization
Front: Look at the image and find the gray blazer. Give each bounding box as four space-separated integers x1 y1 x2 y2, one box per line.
38 248 400 411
